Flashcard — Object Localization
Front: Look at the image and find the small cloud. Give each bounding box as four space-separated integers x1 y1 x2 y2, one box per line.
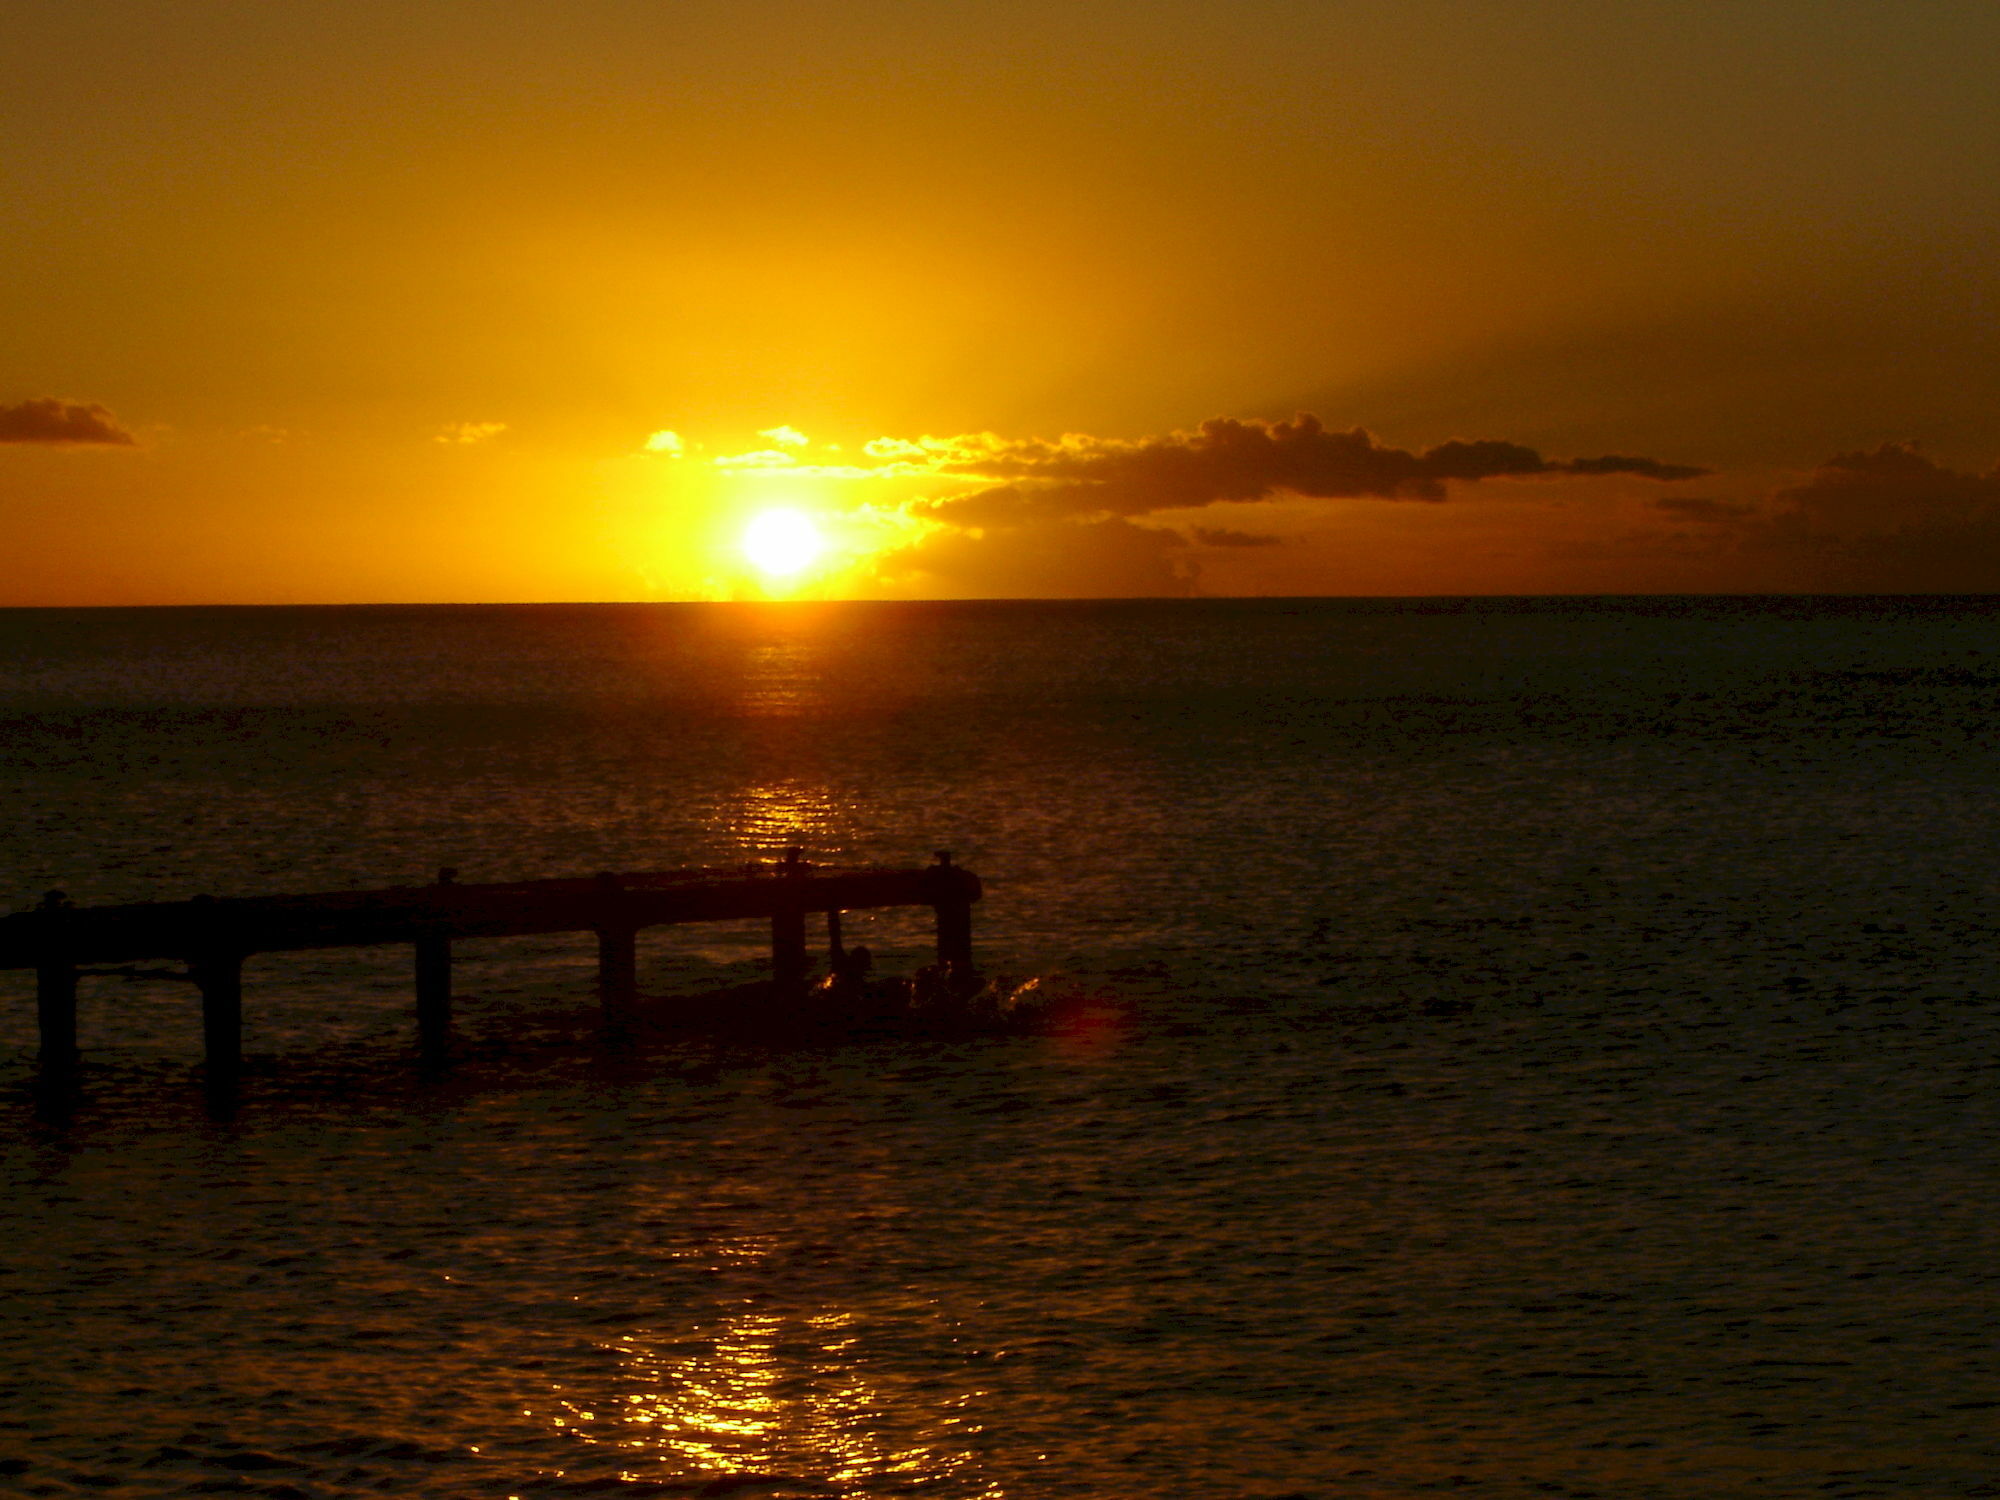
643 429 685 456
0 397 136 446
715 449 798 469
435 420 507 445
1190 527 1284 547
1652 496 1753 521
865 437 926 459
759 425 809 448
874 515 1198 598
1563 453 1709 480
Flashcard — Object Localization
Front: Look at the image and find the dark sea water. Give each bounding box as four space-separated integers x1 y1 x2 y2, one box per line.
4 597 2000 1500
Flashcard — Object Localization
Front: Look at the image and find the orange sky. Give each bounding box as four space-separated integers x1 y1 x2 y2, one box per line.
6 0 2000 602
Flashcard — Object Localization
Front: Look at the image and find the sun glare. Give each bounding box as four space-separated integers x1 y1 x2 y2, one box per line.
742 508 824 578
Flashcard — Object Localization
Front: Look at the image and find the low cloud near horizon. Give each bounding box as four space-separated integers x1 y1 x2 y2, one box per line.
1743 444 2000 592
0 397 135 445
915 414 1707 528
871 412 1710 596
856 418 2000 597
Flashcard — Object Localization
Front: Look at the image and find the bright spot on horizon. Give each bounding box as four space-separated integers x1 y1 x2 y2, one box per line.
742 508 824 578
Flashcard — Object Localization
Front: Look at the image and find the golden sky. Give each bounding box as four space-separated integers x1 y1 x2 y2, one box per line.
6 0 2000 602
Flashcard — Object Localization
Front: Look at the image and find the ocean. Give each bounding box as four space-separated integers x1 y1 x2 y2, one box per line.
2 596 1998 1499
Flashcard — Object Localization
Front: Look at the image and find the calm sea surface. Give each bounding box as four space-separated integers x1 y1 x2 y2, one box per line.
3 598 2000 1499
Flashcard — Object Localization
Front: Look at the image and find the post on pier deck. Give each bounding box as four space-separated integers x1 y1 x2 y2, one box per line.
192 950 244 1076
415 937 452 1062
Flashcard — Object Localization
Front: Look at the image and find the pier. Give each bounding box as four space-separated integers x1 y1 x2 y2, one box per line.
1 851 981 1075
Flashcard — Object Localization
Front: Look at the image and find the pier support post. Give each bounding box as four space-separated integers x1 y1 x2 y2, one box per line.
592 872 639 1041
925 851 976 979
597 926 638 1039
192 951 244 1077
771 906 809 986
32 891 78 1073
415 937 452 1063
771 847 811 987
36 959 78 1073
934 900 974 977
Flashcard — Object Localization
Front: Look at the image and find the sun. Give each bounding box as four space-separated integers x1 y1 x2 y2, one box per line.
741 508 824 579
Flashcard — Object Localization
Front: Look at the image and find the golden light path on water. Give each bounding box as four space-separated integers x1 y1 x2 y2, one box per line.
729 781 844 849
523 1235 997 1495
735 639 831 717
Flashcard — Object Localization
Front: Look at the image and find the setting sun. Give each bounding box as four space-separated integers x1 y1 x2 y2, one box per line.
741 508 825 579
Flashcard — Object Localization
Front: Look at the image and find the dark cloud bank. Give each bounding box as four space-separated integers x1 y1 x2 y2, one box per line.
0 398 135 445
882 413 1707 595
921 413 1704 528
1745 443 2000 592
873 417 2000 596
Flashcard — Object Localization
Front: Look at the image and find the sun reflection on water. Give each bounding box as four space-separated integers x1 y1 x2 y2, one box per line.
720 781 846 852
736 639 827 717
541 1296 994 1494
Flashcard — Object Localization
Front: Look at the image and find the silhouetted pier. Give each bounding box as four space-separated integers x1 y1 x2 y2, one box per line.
2 851 981 1076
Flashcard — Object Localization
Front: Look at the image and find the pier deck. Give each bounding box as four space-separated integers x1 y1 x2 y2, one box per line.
2 851 981 1073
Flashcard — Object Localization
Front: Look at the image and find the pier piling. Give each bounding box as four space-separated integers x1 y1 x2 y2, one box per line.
771 907 809 985
36 959 78 1072
414 937 452 1061
192 951 243 1076
934 900 974 975
32 892 78 1073
770 848 811 986
927 853 977 976
597 925 638 1036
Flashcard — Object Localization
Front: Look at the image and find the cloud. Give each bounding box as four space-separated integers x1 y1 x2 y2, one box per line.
1773 443 2000 532
643 429 685 455
1651 495 1754 521
828 412 1707 596
1748 443 2000 590
0 397 135 445
873 516 1197 598
1190 526 1283 547
1565 454 1712 480
1589 444 2000 592
435 420 506 445
758 425 809 448
714 448 798 468
910 413 1705 526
